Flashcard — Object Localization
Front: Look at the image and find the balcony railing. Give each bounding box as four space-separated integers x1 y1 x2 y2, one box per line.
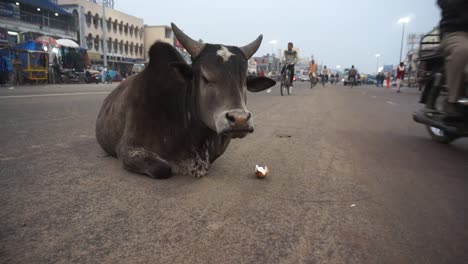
18 11 76 32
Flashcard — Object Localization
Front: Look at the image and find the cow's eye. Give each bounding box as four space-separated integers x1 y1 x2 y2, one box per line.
202 75 215 85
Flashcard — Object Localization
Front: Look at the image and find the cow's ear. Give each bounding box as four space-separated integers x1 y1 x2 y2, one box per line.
169 62 192 80
247 76 276 93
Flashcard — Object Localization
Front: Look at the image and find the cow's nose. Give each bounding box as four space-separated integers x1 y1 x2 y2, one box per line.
225 110 251 128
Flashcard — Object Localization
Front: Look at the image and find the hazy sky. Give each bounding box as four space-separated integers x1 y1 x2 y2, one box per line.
115 0 441 73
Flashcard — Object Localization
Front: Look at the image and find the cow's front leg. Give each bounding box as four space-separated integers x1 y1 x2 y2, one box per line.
117 145 172 179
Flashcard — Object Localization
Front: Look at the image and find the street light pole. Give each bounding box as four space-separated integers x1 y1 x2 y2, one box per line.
376 54 381 73
268 40 277 72
101 0 108 68
398 17 410 64
399 23 405 63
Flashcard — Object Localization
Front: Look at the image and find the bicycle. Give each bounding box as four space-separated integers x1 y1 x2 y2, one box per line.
310 72 318 89
321 75 328 87
280 64 294 96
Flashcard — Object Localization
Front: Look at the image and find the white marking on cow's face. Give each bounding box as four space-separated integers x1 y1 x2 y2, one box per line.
216 46 234 62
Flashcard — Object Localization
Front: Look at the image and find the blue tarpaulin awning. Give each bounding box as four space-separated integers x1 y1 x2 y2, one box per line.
16 41 42 51
16 0 70 15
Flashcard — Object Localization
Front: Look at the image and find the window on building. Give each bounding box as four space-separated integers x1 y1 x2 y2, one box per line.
124 42 128 54
139 28 143 39
94 35 100 51
129 25 133 37
113 19 117 33
119 21 123 34
93 13 99 29
86 11 92 27
86 33 93 50
113 39 118 53
129 43 133 55
107 17 112 31
107 38 112 53
165 28 172 39
140 44 143 56
124 23 128 36
72 10 79 30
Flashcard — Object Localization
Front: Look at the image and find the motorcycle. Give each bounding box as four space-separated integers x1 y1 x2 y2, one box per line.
85 70 101 84
60 69 83 83
412 32 468 144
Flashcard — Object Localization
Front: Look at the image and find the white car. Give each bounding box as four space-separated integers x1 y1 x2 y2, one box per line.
299 71 310 82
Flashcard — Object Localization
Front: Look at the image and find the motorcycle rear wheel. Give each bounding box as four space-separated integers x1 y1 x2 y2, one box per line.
425 82 459 144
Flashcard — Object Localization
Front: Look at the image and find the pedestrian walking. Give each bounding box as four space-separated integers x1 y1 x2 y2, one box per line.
376 72 384 87
0 55 8 85
386 72 391 88
396 62 405 93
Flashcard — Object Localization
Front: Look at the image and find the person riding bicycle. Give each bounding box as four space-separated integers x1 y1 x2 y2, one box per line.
348 65 357 84
281 42 299 86
321 66 329 84
308 59 318 80
437 0 468 115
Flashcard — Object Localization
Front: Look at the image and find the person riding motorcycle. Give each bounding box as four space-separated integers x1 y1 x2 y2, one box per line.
281 42 299 86
437 0 468 116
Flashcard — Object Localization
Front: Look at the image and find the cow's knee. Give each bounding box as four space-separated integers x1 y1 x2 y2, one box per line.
119 147 172 179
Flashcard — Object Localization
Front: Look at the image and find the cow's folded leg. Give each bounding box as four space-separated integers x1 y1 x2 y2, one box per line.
118 146 172 179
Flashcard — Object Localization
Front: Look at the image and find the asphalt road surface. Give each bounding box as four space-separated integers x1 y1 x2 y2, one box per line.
1 82 467 264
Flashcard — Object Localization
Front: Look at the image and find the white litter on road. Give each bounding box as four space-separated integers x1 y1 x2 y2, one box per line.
350 204 356 208
386 101 396 105
255 165 267 174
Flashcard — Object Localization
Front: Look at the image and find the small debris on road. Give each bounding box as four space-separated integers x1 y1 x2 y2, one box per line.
350 204 356 208
255 165 269 178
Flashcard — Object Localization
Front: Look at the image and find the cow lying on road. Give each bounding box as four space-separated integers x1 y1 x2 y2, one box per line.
96 23 276 178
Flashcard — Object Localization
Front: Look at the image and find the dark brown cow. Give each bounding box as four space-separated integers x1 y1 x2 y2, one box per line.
95 23 275 178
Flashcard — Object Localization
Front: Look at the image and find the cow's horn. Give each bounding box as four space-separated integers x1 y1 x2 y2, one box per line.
239 35 263 59
171 23 205 58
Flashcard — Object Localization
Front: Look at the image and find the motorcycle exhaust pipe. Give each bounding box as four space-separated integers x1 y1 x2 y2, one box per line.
413 110 460 135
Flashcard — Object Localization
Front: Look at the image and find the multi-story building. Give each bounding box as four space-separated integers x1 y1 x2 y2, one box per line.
58 0 144 72
253 54 280 73
0 0 77 47
144 25 173 61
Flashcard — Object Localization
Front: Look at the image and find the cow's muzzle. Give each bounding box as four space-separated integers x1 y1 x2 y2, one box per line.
217 110 254 138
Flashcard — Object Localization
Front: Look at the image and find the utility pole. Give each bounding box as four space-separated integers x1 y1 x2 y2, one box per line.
101 0 108 68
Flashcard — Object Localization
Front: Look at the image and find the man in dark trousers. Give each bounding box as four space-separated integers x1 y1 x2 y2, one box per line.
0 55 8 85
438 0 468 115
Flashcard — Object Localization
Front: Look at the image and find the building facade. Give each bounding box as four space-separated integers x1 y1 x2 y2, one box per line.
144 25 173 61
58 0 144 72
253 54 280 73
0 0 76 47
